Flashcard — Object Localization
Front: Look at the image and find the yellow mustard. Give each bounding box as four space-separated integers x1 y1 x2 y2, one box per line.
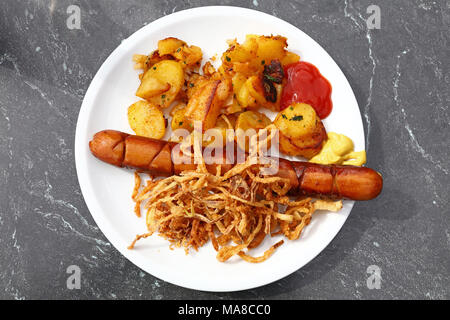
309 132 366 166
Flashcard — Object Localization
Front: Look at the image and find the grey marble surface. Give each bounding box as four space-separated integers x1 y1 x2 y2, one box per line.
0 0 448 300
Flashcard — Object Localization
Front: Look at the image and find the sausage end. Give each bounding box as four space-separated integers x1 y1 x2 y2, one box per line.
89 130 129 167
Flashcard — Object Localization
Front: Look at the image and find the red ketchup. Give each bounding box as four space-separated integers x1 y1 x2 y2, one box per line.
280 61 332 119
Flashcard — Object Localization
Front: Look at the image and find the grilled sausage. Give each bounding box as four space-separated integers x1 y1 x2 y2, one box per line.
89 130 382 200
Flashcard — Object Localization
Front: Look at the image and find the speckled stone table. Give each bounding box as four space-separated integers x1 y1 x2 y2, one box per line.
0 0 448 299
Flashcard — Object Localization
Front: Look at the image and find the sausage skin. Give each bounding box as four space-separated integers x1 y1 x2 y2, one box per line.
89 130 382 201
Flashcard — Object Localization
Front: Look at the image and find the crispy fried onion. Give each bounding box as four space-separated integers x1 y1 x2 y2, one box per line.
128 125 343 262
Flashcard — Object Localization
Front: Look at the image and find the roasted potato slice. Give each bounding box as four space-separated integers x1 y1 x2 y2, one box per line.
221 38 258 77
247 34 288 67
245 76 266 106
220 34 296 78
281 51 300 66
242 75 283 112
278 132 323 159
170 104 192 131
291 120 327 150
235 111 272 152
202 61 217 77
278 132 302 156
173 45 203 67
157 37 186 56
135 77 170 99
232 62 254 76
169 102 187 117
232 73 247 97
185 79 232 131
187 74 210 100
137 60 184 108
222 41 256 64
128 100 166 139
235 110 271 132
216 78 233 101
141 51 175 74
237 80 257 109
274 103 318 139
294 141 324 159
274 103 326 158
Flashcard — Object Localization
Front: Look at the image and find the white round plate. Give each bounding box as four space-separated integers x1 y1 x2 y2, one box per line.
75 6 364 292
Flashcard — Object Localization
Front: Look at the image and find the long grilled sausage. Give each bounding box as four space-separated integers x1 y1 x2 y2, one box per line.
89 130 383 200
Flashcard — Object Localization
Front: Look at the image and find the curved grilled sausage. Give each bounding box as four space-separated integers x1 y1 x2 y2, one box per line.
89 130 382 200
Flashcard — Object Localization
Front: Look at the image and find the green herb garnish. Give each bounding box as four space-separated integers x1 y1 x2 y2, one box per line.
281 114 288 119
264 74 278 82
225 56 231 62
261 60 265 65
290 115 303 121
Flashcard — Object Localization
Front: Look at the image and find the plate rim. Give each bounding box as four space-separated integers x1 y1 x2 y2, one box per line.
75 5 364 292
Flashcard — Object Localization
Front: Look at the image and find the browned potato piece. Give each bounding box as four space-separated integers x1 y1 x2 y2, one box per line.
281 51 300 66
222 41 257 64
240 75 283 112
137 60 184 108
235 110 271 132
173 45 203 67
295 141 324 159
235 111 272 152
232 62 254 76
278 132 323 159
274 103 326 158
134 77 170 99
241 36 258 55
132 54 147 70
237 80 257 109
170 104 192 131
274 103 318 139
186 74 210 100
202 61 217 77
169 102 187 117
278 132 302 156
247 34 288 67
215 78 233 101
220 38 258 77
291 120 327 150
245 76 266 106
128 100 166 139
232 73 247 97
220 35 296 78
157 37 186 56
141 51 175 74
185 79 232 131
